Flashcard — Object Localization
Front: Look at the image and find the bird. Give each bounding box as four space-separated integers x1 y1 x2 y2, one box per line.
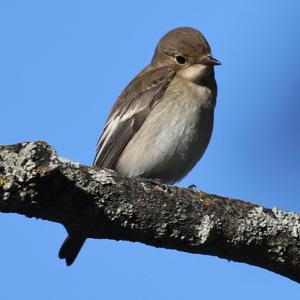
59 27 220 266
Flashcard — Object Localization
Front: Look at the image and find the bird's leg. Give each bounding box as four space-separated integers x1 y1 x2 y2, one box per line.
188 184 202 192
136 176 172 193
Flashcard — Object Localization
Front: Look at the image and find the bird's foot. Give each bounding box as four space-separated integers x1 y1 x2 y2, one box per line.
137 176 171 193
188 184 201 192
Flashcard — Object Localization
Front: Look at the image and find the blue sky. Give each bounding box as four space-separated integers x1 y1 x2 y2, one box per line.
1 0 300 299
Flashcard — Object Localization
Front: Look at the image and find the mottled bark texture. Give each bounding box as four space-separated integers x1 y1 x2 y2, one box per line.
0 142 300 283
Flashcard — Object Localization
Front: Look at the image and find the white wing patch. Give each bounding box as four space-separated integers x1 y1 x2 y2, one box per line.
93 66 176 168
93 109 138 166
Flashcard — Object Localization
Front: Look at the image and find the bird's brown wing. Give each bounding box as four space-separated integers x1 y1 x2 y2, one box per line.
93 66 176 169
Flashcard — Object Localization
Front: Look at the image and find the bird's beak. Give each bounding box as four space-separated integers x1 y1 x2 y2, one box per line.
201 56 221 66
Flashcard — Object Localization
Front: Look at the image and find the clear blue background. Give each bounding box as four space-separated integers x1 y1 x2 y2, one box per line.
1 0 300 299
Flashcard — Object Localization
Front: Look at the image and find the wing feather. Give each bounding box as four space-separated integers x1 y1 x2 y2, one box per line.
93 66 176 169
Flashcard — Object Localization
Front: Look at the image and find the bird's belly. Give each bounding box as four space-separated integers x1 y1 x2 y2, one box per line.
116 82 214 184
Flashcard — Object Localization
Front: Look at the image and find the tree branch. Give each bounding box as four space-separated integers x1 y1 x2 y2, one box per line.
0 141 299 282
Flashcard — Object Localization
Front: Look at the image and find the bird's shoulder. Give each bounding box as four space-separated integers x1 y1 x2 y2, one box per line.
109 65 176 120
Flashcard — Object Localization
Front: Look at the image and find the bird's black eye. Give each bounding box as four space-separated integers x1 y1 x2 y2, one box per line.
175 55 187 65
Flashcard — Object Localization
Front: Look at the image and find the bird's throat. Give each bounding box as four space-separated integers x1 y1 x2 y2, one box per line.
177 64 214 87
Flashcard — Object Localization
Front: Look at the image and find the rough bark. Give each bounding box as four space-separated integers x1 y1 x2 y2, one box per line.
0 141 299 283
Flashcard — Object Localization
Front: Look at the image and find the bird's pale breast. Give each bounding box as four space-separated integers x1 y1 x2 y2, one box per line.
115 76 215 184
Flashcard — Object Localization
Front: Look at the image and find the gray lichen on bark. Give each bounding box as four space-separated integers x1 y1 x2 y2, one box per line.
0 141 300 283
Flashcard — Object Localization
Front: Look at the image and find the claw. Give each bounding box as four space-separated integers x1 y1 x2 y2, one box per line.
188 184 201 192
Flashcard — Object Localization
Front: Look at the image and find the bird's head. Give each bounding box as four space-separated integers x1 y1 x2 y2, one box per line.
151 27 220 83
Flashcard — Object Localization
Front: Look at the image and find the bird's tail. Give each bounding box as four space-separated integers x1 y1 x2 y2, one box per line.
59 235 86 266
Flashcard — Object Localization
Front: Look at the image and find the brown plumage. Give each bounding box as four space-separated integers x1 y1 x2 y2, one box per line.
59 27 220 266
